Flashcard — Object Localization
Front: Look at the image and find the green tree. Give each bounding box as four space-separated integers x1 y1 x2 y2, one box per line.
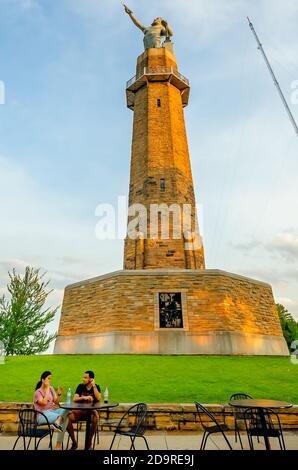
276 303 298 351
0 267 58 355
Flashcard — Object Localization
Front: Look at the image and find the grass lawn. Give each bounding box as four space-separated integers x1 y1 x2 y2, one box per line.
0 355 297 404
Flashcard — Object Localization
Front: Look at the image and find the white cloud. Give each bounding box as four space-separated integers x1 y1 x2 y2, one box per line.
277 297 298 308
0 155 122 285
194 104 298 271
268 231 298 262
65 0 122 22
5 0 39 9
160 0 247 44
20 0 38 9
4 0 44 16
231 239 262 251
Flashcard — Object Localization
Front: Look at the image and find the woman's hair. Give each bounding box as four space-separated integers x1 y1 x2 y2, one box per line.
35 371 52 391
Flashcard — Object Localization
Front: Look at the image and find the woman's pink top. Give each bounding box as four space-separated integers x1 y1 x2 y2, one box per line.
33 386 56 413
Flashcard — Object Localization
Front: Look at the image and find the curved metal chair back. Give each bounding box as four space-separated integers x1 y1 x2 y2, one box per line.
230 393 253 401
13 409 52 450
243 407 286 450
109 403 149 451
127 403 147 436
230 393 253 419
19 409 40 436
195 402 222 431
229 393 254 449
244 407 275 431
194 402 232 450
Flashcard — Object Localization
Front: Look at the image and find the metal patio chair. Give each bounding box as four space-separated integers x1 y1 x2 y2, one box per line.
229 393 253 449
243 407 286 450
109 403 149 450
12 409 53 450
195 402 232 450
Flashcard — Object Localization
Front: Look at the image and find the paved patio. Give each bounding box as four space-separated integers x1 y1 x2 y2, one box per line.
1 430 297 451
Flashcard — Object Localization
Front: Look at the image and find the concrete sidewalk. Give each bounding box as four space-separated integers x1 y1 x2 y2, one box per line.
1 431 297 451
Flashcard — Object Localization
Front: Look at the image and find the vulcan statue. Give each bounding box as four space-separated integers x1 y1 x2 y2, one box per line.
123 4 173 49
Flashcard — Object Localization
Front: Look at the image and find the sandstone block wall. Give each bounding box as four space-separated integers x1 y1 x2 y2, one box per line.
57 269 283 338
1 402 297 433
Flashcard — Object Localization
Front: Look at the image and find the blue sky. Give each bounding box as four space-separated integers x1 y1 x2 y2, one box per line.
0 0 298 349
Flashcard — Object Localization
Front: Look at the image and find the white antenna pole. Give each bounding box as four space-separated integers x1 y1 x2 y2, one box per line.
247 17 298 137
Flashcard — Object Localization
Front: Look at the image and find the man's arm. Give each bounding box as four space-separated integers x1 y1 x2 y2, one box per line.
93 384 101 402
73 393 87 402
73 384 89 402
123 4 145 32
73 393 91 402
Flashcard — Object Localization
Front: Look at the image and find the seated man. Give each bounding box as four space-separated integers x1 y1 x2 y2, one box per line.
67 370 101 450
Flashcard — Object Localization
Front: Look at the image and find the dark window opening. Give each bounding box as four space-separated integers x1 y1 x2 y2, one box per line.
160 178 165 192
159 293 183 328
157 99 161 107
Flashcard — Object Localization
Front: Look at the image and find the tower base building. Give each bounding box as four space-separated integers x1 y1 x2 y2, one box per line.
55 269 288 355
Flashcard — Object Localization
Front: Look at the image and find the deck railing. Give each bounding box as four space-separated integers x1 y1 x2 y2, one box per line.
126 66 189 89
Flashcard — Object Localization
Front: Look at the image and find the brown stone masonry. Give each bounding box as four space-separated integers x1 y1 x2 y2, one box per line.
124 48 205 270
58 270 282 337
1 403 298 433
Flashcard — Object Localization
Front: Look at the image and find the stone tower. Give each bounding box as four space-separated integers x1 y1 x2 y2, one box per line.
124 46 205 270
54 42 288 357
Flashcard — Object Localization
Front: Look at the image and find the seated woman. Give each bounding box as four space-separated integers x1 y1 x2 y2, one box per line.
33 370 68 450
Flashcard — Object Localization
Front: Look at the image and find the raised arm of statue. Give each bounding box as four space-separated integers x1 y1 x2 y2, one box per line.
123 4 146 32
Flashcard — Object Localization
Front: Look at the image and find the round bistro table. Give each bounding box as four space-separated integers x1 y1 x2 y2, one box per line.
229 399 292 450
59 401 119 450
